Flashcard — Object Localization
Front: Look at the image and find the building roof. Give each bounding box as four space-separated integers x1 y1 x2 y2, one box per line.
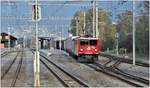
38 37 54 41
54 37 65 41
0 32 17 40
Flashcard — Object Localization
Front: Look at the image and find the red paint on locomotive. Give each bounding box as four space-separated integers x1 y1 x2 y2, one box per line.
64 36 101 62
77 38 101 55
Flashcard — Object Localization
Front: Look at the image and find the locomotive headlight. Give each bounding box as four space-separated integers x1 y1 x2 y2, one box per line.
95 49 98 51
80 48 83 51
87 47 91 50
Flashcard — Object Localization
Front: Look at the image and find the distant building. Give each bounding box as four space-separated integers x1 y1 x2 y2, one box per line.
0 32 17 48
38 37 54 49
54 37 65 49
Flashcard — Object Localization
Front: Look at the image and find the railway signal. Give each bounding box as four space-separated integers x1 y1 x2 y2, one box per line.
32 4 41 22
33 0 40 87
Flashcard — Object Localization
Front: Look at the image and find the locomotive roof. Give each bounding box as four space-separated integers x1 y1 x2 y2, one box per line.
69 36 99 40
71 36 80 40
78 37 99 40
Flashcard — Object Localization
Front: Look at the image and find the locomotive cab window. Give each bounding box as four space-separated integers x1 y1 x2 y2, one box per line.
80 40 97 46
90 40 97 46
80 40 89 45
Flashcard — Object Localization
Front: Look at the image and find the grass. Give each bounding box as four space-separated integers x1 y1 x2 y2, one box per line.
105 49 149 61
126 53 149 60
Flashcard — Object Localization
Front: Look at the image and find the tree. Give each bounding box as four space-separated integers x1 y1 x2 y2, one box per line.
70 7 117 51
70 11 85 36
116 1 149 55
116 11 133 49
135 1 149 55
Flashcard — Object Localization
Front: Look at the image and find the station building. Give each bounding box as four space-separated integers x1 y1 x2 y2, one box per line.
54 37 65 49
38 37 55 49
0 32 17 48
38 37 65 50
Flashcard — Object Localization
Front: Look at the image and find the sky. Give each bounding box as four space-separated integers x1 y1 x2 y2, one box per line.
0 0 144 38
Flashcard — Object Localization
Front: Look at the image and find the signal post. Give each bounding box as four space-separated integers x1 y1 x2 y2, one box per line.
32 0 41 87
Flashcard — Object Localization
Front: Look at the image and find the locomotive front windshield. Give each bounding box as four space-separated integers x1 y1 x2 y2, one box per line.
80 40 97 46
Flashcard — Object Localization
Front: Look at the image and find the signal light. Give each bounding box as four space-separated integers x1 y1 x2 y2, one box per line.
32 4 41 21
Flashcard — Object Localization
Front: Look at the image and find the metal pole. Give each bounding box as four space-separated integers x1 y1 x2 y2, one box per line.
23 32 25 48
96 2 99 38
76 17 79 36
59 32 61 50
116 33 119 55
132 0 136 65
8 27 10 50
83 11 86 36
149 1 150 64
8 1 11 50
92 0 96 37
34 0 40 87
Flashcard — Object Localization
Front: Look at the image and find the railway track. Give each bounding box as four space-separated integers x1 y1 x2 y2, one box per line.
31 49 149 87
62 49 149 87
109 59 148 83
1 51 12 58
85 62 149 87
1 49 24 87
99 52 149 67
1 49 20 58
40 53 89 87
11 50 24 87
1 51 20 79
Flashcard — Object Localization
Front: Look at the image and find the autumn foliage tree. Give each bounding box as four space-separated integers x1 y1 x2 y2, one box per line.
70 7 117 51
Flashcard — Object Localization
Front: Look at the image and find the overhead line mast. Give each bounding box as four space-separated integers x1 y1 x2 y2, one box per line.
132 0 136 65
92 0 98 38
34 0 40 87
92 0 96 38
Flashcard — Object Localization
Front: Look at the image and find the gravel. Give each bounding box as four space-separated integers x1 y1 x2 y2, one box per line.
1 48 148 87
99 55 149 80
41 49 134 87
40 60 63 87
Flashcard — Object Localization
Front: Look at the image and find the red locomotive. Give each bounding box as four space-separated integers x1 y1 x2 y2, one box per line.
64 36 101 62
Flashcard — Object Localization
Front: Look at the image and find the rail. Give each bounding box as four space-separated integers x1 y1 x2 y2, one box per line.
86 63 147 87
11 50 24 87
99 52 149 67
40 53 89 87
1 51 20 79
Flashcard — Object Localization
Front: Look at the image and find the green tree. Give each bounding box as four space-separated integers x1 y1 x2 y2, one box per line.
70 8 117 39
135 1 149 55
116 11 133 48
116 1 149 55
70 11 85 36
70 7 117 51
